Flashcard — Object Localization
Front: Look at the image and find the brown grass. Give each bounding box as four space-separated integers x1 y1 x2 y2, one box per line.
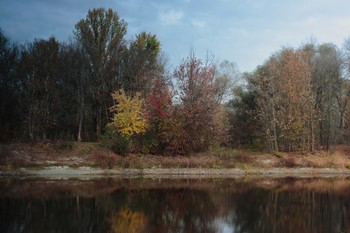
1 142 350 170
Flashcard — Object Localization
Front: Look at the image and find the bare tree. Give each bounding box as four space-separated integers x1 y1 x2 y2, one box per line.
19 37 60 141
313 43 342 150
214 60 241 103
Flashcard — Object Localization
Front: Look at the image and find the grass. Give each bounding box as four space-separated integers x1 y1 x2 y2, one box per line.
77 142 95 155
273 151 284 158
2 143 350 170
53 140 75 150
93 152 117 169
210 148 237 159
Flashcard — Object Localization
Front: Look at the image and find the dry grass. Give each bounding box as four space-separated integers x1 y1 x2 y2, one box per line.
1 142 350 170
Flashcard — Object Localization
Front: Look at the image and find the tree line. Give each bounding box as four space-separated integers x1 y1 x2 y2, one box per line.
1 8 350 154
229 42 350 152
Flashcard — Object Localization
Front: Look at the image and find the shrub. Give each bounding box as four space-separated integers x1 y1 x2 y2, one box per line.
100 126 129 156
94 152 117 169
284 157 297 168
54 140 75 150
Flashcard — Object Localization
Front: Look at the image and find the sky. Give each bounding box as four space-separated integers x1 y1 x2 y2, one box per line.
1 0 350 72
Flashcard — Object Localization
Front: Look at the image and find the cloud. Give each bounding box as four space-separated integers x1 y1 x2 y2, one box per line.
191 19 206 28
283 16 350 46
158 10 184 25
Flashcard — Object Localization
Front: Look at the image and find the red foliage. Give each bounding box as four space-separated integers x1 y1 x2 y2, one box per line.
173 56 223 152
145 77 172 122
142 57 228 155
160 106 190 155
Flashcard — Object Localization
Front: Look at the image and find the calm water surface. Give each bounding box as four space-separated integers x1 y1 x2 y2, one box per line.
1 177 350 233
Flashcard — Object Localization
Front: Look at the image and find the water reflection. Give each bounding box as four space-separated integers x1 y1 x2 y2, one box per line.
110 209 147 233
0 177 350 233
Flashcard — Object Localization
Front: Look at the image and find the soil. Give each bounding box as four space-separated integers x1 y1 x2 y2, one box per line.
1 142 350 178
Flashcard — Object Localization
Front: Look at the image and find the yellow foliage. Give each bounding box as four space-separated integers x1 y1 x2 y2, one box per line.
109 89 148 139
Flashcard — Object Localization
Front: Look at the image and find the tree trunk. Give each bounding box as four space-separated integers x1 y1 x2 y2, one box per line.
77 95 84 142
28 104 34 142
96 106 102 139
43 131 47 141
29 120 34 142
77 114 83 142
311 111 315 153
272 106 279 152
311 113 315 153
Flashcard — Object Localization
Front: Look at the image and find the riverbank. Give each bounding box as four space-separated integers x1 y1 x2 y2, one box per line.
1 142 350 178
2 166 350 179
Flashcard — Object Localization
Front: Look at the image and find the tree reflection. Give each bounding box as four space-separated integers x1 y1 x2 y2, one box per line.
229 189 348 233
108 189 219 233
1 178 350 233
109 209 147 233
145 189 218 233
0 196 110 233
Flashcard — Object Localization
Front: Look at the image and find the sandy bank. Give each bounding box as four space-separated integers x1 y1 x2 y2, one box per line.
1 166 350 179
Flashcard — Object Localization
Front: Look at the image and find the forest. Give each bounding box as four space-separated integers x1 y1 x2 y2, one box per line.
1 8 350 155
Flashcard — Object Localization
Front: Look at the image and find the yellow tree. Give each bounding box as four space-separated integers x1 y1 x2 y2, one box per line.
109 89 148 139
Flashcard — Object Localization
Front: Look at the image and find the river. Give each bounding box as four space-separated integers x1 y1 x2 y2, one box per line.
0 176 349 233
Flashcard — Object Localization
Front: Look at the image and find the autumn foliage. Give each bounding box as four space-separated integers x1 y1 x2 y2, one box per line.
173 55 228 153
144 77 176 154
253 49 315 151
106 56 229 155
3 7 350 156
109 89 148 139
145 78 172 122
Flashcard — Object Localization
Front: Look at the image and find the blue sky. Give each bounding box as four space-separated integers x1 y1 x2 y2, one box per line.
1 0 350 72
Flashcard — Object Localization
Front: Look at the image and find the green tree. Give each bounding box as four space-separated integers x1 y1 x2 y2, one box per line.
226 72 261 147
121 32 162 95
74 8 127 138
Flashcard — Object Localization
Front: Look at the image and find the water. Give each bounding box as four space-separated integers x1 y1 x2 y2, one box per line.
0 177 349 233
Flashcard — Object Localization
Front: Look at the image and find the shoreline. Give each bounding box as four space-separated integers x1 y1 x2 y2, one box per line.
3 143 350 179
2 166 350 179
